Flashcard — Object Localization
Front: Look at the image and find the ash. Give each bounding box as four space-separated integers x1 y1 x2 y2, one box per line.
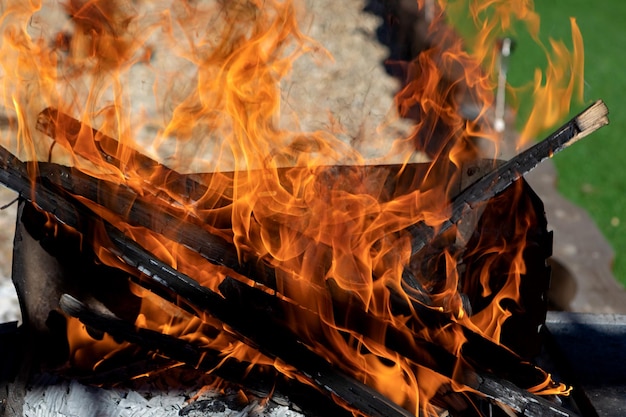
23 373 305 417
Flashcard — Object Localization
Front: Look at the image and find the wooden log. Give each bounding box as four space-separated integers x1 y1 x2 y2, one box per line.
0 144 563 395
216 278 578 417
34 103 609 307
101 226 415 417
58 294 354 417
407 100 609 258
2 159 575 415
58 275 579 417
8 170 418 417
33 157 554 389
100 214 573 416
34 107 454 296
36 108 553 363
1 117 576 410
0 148 412 416
475 374 575 417
36 107 444 221
57 291 466 416
36 108 208 203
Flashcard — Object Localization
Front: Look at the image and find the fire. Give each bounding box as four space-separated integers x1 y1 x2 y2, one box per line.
0 0 584 414
445 0 584 147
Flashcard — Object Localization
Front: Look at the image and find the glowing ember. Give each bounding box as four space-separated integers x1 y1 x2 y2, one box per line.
0 0 587 414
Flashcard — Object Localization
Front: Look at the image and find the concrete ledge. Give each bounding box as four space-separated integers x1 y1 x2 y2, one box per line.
545 312 626 417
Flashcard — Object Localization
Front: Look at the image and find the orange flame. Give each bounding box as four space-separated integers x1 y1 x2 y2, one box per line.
444 0 585 147
0 0 583 413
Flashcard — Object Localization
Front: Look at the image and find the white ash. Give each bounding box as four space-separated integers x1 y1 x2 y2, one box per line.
22 374 305 417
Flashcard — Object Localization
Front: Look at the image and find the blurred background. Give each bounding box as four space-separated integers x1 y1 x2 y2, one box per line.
503 1 626 285
443 0 626 285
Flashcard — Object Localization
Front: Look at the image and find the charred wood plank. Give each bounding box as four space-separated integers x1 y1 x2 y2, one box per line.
0 147 413 417
34 107 449 296
36 108 208 202
32 158 552 390
36 162 277 287
35 102 610 268
0 147 577 415
475 374 574 417
32 108 504 355
59 271 578 417
58 294 354 417
99 211 573 416
59 294 207 367
0 147 411 416
34 103 609 308
407 100 609 257
36 107 442 217
101 228 415 417
102 217 567 411
217 277 579 417
0 144 562 397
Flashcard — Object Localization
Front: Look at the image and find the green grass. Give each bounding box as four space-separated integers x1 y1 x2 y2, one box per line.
450 1 626 285
515 1 626 286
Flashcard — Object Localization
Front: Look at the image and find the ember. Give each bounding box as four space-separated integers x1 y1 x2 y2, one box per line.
0 0 612 416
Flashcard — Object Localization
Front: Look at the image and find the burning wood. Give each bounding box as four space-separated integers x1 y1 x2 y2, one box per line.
0 99 609 416
0 0 609 415
407 100 609 258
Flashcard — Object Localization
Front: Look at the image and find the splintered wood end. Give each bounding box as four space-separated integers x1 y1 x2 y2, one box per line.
575 100 609 139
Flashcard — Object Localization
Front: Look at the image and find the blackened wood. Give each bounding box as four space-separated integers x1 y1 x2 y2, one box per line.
0 145 558 397
37 162 276 287
36 104 609 287
407 100 608 258
34 107 449 295
218 276 579 417
100 217 565 409
34 107 554 365
36 107 444 214
475 374 577 417
33 109 487 349
0 147 411 416
36 108 427 294
101 228 414 417
0 322 23 417
99 214 567 415
460 180 552 359
0 321 20 374
60 294 206 366
4 175 410 416
60 274 578 417
59 291 350 417
36 158 545 386
36 108 208 202
0 150 574 415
